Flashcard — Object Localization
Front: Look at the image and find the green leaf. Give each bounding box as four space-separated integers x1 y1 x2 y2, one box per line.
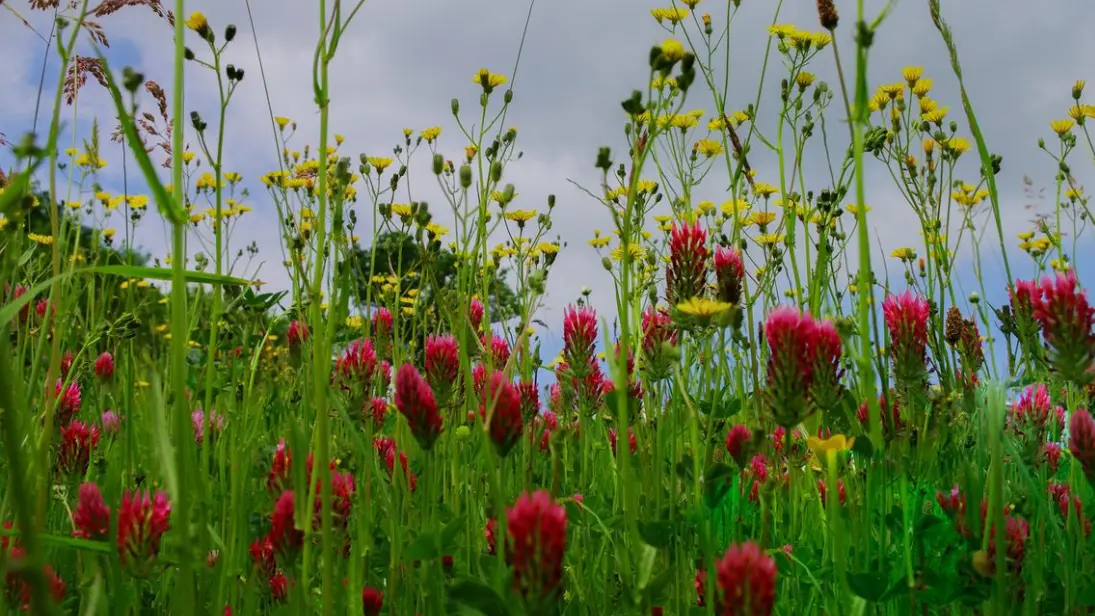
635 543 657 591
440 514 468 550
637 520 673 549
703 463 735 509
404 531 441 561
851 434 875 459
448 580 510 616
94 51 186 225
847 571 891 603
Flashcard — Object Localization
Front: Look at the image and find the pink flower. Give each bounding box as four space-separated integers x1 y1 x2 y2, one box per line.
1069 409 1095 480
506 490 568 603
191 409 226 445
855 395 903 439
394 363 443 450
269 570 289 603
1009 384 1052 439
641 307 678 381
287 320 309 347
469 297 485 330
335 339 379 397
100 410 121 435
482 333 511 367
1034 271 1095 383
362 586 384 616
54 379 82 426
117 490 171 574
372 308 394 357
1009 278 1041 337
366 397 388 430
267 440 292 493
817 479 847 507
94 351 115 381
665 221 708 305
713 245 745 305
480 371 524 457
269 491 303 557
716 541 777 615
58 420 99 476
374 437 418 493
517 380 540 423
562 305 598 374
73 483 111 540
882 291 931 385
725 424 752 467
425 334 460 404
763 307 843 426
608 427 637 457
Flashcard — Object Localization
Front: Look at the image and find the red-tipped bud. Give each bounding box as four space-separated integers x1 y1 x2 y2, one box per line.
562 305 598 373
1035 271 1095 383
94 351 115 382
665 221 709 305
725 424 752 467
713 245 745 305
394 363 443 450
882 291 931 385
481 371 523 457
73 482 111 539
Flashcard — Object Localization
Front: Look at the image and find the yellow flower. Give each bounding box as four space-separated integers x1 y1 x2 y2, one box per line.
755 233 784 246
425 222 449 237
921 107 949 124
806 433 855 460
746 211 777 227
694 139 724 157
767 24 797 39
504 209 537 223
878 82 905 98
1051 119 1075 136
912 78 933 97
589 234 611 249
390 203 413 218
891 247 916 260
660 38 686 62
127 195 150 209
1065 188 1083 200
610 243 647 262
28 233 53 245
189 213 205 224
367 157 393 172
902 66 924 84
65 200 82 210
537 242 560 254
795 72 816 88
869 92 889 112
274 117 292 130
95 191 110 203
182 151 196 164
695 200 715 215
809 32 832 49
651 7 689 24
677 297 732 319
472 68 508 89
184 11 208 33
752 182 779 198
103 228 116 238
720 199 751 217
345 315 364 330
196 172 218 191
1017 230 1035 241
420 126 442 142
64 147 78 157
918 97 938 115
844 203 871 215
224 171 242 183
943 137 971 154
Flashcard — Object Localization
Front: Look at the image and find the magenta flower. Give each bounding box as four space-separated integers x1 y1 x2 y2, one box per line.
394 363 443 450
425 334 461 404
715 541 777 615
762 307 843 426
58 420 99 476
562 305 598 375
713 245 745 305
73 483 111 540
1069 408 1095 481
94 351 114 382
882 291 931 385
725 424 752 468
117 490 171 574
1034 271 1095 383
506 490 568 605
480 370 523 457
665 221 709 305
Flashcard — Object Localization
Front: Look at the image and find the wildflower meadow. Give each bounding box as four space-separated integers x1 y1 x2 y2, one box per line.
3 0 1095 614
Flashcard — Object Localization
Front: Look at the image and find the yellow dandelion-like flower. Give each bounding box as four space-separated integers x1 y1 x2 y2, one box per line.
1051 119 1075 136
102 228 116 239
767 24 797 39
537 242 560 255
807 434 855 462
746 211 777 227
391 203 414 218
809 32 832 49
235 205 253 214
188 213 205 224
676 297 732 318
420 126 442 142
1017 231 1035 241
755 233 784 246
65 200 82 210
589 234 611 249
922 107 949 124
610 243 647 262
1065 188 1083 200
425 222 449 237
660 38 686 62
94 191 110 203
182 151 196 164
869 91 889 113
367 157 393 172
845 203 871 215
224 171 242 183
753 182 778 198
651 76 678 90
196 172 218 191
28 233 53 245
795 72 816 88
472 68 508 89
504 209 537 223
64 147 78 157
891 247 916 260
878 82 905 98
274 117 291 130
912 78 933 97
127 195 150 209
694 139 724 157
943 137 971 154
345 315 364 330
720 199 751 217
184 11 208 32
651 7 689 24
696 200 716 215
902 66 924 84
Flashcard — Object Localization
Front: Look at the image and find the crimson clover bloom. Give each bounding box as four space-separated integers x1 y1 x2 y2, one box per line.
713 245 745 306
117 490 171 574
94 351 115 382
882 291 930 386
1069 408 1095 481
362 587 384 616
58 420 99 477
562 304 598 375
506 490 568 605
725 424 752 468
73 482 111 540
762 306 843 426
425 334 461 405
715 541 777 615
394 363 443 450
1034 271 1095 383
269 490 303 558
641 307 678 381
480 370 523 457
665 221 709 305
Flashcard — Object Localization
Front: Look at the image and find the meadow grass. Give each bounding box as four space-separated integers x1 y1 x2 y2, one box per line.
2 0 1095 614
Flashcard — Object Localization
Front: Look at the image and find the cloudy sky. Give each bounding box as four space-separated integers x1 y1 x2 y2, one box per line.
2 0 1092 367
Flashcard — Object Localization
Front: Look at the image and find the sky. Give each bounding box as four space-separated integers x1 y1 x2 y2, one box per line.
1 0 1093 373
